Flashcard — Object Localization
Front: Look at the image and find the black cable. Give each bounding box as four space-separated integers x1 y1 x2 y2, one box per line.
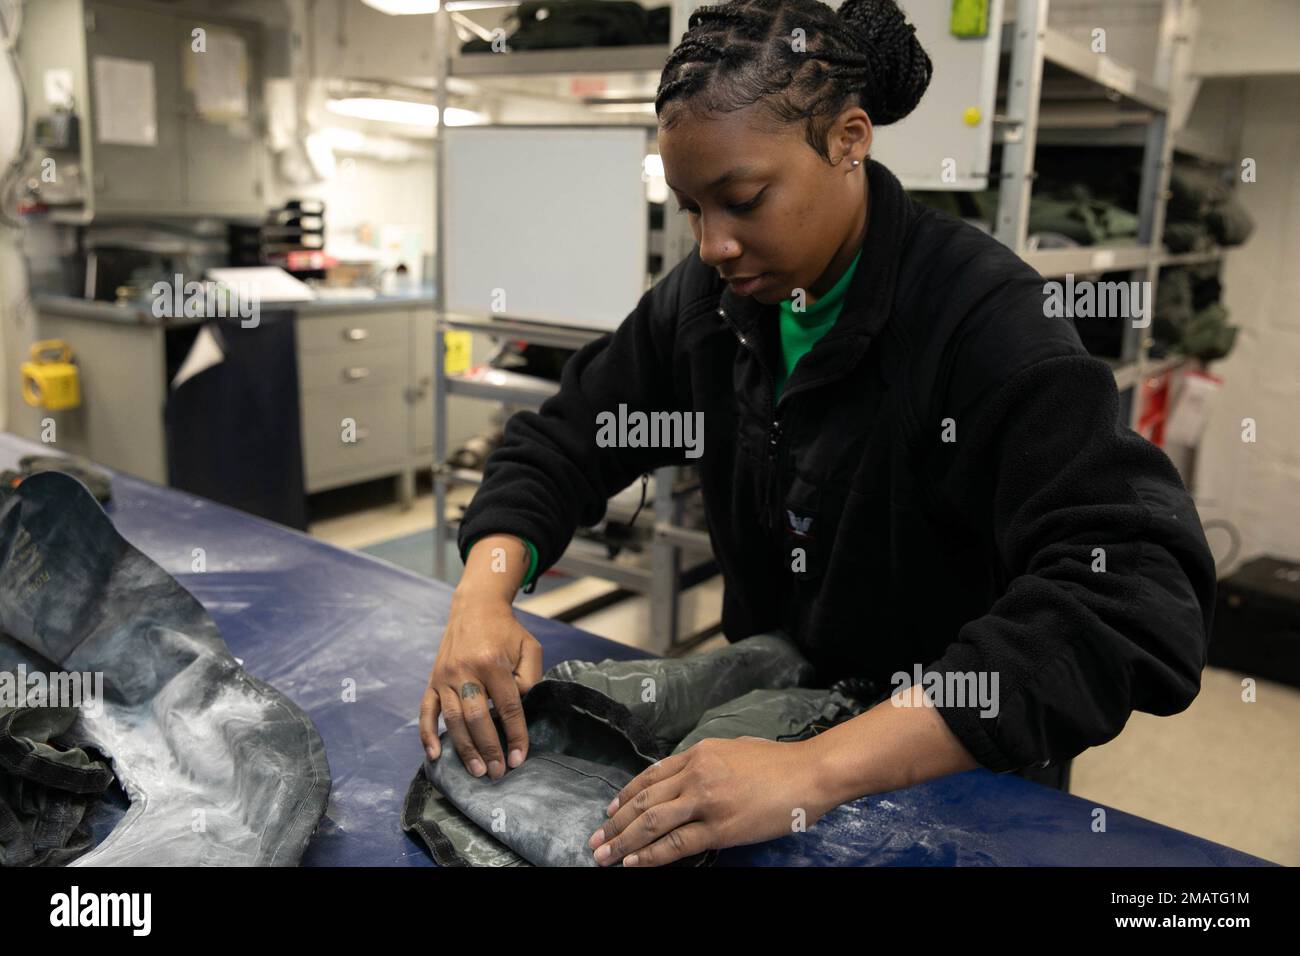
625 472 651 528
1202 517 1241 577
0 0 31 229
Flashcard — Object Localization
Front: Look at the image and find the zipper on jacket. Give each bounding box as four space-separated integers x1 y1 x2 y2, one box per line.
718 306 783 535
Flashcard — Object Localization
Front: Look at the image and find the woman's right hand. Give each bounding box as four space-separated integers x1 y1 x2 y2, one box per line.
419 591 543 780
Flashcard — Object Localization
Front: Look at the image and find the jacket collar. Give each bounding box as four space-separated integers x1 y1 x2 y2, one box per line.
715 159 914 389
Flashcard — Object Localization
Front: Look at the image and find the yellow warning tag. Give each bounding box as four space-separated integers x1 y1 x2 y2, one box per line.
444 330 472 375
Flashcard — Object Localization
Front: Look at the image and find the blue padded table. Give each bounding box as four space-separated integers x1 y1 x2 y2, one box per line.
0 433 1273 866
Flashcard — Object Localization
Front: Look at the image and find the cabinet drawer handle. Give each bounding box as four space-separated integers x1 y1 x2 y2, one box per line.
343 328 369 342
344 366 371 381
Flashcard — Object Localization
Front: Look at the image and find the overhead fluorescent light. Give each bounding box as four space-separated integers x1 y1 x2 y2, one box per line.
440 107 484 126
328 97 437 125
361 0 441 14
326 98 484 127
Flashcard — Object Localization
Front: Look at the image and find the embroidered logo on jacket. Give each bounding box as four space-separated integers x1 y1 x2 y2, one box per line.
787 510 815 538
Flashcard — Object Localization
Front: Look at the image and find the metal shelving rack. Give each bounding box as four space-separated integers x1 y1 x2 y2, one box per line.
995 0 1231 427
429 2 710 652
427 0 1231 645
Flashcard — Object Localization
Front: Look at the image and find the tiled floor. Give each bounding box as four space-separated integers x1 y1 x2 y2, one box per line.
1071 667 1300 866
309 482 1300 865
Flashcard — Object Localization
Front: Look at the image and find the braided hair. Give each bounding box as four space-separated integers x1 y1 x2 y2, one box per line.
655 0 932 164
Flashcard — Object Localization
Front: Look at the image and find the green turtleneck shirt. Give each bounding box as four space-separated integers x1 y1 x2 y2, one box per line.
775 247 863 398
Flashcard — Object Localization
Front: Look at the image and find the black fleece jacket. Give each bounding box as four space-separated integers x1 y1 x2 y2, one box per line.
457 159 1217 775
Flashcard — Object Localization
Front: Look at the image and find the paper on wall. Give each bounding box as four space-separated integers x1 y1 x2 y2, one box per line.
190 29 249 120
43 69 74 108
92 56 157 146
380 225 425 284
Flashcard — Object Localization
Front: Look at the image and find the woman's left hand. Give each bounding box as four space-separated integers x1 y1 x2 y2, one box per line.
587 736 829 867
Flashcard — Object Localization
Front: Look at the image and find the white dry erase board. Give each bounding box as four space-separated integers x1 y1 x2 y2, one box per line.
443 127 649 331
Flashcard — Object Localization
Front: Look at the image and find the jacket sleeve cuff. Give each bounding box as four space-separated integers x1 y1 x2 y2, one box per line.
933 696 1020 775
925 643 1023 775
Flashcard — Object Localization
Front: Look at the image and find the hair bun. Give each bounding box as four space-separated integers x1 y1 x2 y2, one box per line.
837 0 932 125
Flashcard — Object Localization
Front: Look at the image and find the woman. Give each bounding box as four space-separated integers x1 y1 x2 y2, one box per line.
418 0 1216 867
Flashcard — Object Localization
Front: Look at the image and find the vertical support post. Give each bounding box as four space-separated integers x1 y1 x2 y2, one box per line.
1132 0 1185 430
651 467 682 653
432 3 450 582
994 0 1048 253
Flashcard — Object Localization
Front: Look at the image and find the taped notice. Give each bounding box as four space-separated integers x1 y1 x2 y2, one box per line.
92 56 157 146
444 331 472 375
189 29 249 120
44 69 74 108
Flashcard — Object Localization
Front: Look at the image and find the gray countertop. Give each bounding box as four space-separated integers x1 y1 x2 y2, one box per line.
34 285 436 327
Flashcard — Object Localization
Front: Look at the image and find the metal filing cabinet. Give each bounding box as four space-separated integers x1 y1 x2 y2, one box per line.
296 305 497 505
297 309 414 495
81 0 185 211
